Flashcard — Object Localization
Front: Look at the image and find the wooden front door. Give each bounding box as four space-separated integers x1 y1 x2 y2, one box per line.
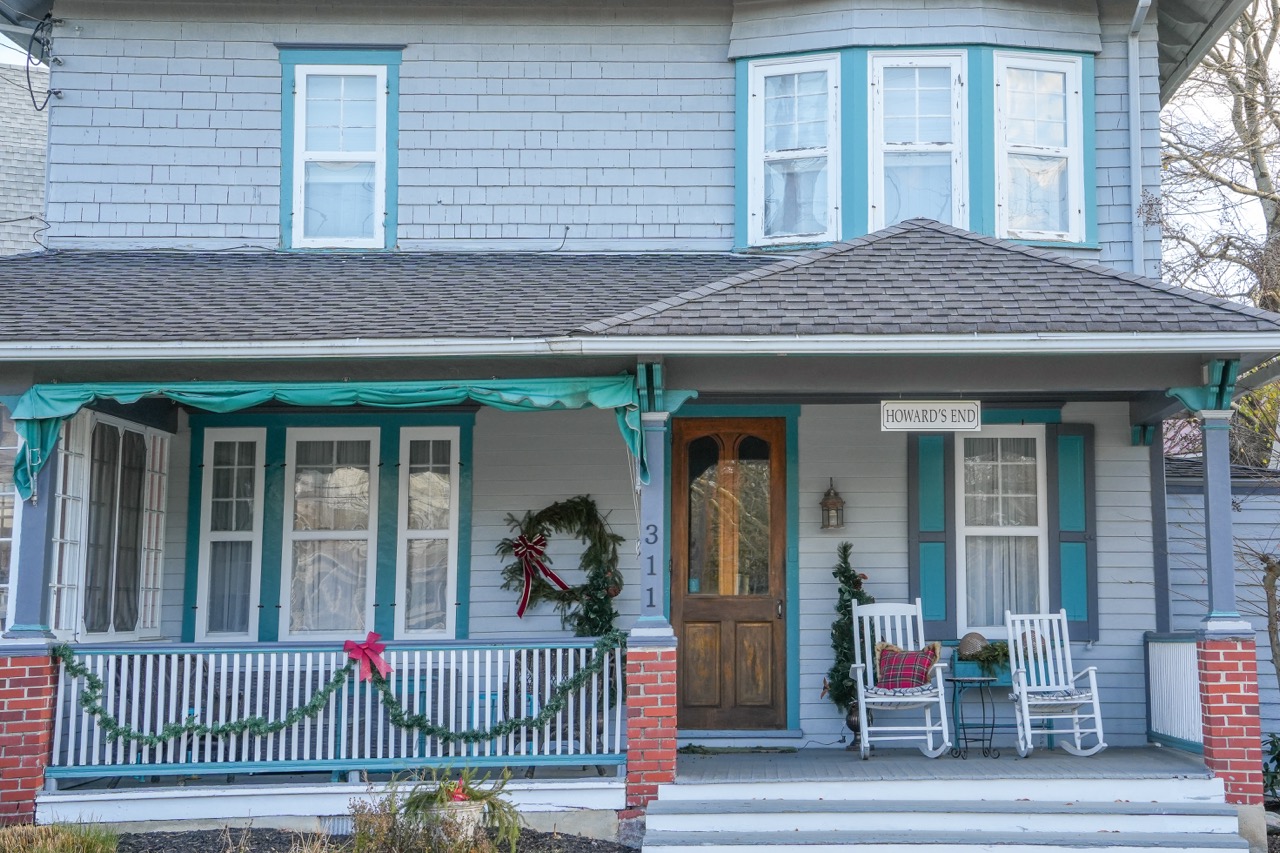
672 418 787 730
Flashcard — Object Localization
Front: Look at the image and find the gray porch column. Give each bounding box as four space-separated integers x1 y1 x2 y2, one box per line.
4 452 58 639
1199 409 1250 633
632 411 675 643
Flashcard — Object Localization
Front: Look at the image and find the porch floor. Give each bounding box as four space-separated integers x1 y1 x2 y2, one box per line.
673 746 1211 784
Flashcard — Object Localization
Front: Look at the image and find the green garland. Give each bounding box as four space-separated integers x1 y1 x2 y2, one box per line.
51 630 625 748
497 495 625 637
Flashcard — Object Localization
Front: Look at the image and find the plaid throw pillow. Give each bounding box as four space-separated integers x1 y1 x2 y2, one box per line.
875 642 940 689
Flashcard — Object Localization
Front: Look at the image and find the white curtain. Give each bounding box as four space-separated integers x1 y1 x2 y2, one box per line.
965 535 1039 627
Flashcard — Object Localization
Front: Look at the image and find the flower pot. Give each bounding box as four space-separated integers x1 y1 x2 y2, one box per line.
435 800 486 838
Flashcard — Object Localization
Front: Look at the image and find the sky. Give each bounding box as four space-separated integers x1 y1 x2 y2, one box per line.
0 32 29 65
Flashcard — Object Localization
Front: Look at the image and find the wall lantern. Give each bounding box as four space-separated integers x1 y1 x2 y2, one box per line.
820 478 845 529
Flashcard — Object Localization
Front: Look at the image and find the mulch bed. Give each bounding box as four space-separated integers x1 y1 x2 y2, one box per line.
118 829 630 853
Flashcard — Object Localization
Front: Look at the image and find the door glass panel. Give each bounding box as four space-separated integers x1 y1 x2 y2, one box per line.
735 436 771 595
686 436 720 595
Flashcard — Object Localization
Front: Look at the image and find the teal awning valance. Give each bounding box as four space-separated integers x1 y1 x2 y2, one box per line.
12 376 645 500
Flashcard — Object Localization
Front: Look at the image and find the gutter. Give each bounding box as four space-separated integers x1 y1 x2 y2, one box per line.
1129 0 1153 276
4 332 1280 361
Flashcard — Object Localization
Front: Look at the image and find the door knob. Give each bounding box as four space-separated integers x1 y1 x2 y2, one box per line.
777 599 784 619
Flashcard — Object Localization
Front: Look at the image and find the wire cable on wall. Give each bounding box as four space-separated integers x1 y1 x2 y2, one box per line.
25 13 61 111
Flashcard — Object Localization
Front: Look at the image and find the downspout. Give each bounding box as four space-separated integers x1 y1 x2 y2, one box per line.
1129 0 1153 275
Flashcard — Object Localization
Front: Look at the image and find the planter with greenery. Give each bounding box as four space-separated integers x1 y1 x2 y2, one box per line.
954 639 1011 684
403 768 522 853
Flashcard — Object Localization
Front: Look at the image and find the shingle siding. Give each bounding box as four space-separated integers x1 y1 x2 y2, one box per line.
0 62 48 256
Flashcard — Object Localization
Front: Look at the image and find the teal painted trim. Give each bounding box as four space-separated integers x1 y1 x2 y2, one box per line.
374 427 399 638
677 404 801 420
785 408 800 730
277 48 404 251
1146 732 1204 755
663 426 672 621
1060 541 1088 621
950 658 1012 686
968 46 996 235
917 435 946 532
455 420 474 639
734 58 749 249
46 753 626 779
982 408 1062 425
258 427 287 641
188 412 476 429
843 47 869 239
181 425 205 642
1081 53 1097 248
66 637 608 655
1057 434 1087 532
920 542 947 622
1144 631 1199 643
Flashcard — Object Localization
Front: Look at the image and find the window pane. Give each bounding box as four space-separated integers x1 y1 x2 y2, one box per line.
965 536 1039 626
113 431 145 633
764 156 828 237
294 440 371 531
687 436 720 595
208 541 252 634
764 70 827 153
964 436 1039 527
734 436 771 596
1005 67 1067 148
305 74 378 153
881 65 952 145
884 152 952 225
405 539 448 632
290 539 367 633
211 440 256 532
407 440 451 531
84 424 120 634
1007 154 1068 233
303 161 376 240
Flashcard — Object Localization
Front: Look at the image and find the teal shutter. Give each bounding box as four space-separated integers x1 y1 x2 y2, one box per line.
907 434 955 638
1047 424 1097 641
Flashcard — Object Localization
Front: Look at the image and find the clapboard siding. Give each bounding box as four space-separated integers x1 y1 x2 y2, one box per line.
796 402 1154 745
728 0 1101 57
1167 486 1280 735
44 0 737 252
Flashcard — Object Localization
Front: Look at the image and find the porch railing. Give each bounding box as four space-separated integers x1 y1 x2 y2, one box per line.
49 638 625 783
1143 631 1203 753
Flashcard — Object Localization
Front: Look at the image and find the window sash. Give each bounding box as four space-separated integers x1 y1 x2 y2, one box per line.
995 53 1084 242
292 64 388 250
748 55 841 246
282 427 379 639
870 53 967 230
396 427 461 638
954 426 1048 635
197 429 266 640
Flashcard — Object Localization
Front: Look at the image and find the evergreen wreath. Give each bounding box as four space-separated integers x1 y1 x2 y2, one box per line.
497 495 625 637
824 541 875 714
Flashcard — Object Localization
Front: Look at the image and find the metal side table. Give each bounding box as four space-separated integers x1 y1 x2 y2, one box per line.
946 675 1000 759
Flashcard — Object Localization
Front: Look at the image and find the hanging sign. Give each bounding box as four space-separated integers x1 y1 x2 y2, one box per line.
881 400 981 431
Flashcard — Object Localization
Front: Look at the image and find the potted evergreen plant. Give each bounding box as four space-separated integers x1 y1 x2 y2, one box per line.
823 542 875 744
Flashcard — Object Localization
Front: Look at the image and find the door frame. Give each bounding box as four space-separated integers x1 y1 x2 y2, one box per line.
668 405 800 731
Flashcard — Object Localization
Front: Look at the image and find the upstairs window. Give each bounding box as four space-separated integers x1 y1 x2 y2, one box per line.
748 55 841 245
870 53 967 229
995 53 1085 242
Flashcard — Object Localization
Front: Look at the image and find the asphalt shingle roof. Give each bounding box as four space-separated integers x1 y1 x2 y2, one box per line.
1 219 1276 343
579 220 1280 336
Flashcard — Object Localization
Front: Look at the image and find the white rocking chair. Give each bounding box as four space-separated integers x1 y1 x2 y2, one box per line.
1006 609 1106 757
849 599 950 759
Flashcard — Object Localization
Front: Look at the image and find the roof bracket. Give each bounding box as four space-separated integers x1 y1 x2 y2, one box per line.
1166 358 1240 413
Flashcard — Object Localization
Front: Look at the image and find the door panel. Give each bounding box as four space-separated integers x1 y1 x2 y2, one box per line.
673 418 786 730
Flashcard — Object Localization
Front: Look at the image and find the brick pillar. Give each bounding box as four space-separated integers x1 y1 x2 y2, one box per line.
622 645 677 815
0 654 57 824
1197 637 1264 805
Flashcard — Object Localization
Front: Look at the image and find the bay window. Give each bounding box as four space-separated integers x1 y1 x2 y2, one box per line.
748 55 841 245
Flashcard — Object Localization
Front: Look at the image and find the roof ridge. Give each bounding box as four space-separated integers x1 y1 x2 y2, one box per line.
576 223 920 335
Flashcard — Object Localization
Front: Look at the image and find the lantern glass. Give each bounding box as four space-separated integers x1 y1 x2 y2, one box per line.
820 479 845 530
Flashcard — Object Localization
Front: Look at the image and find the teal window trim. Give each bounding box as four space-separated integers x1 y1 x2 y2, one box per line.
734 44 1098 250
673 404 801 729
184 411 474 642
278 47 402 251
982 407 1063 425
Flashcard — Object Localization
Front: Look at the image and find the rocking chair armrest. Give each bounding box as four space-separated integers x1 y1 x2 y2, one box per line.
1070 666 1098 683
849 662 866 679
1010 666 1029 690
928 659 948 675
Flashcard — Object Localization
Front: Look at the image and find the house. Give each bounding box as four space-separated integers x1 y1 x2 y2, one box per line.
0 44 49 256
0 0 1274 849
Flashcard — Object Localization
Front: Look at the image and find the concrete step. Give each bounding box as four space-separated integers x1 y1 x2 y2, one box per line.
641 828 1248 852
644 798 1241 836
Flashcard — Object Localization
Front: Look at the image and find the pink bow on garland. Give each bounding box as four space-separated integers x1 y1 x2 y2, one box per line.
344 631 393 682
513 533 570 617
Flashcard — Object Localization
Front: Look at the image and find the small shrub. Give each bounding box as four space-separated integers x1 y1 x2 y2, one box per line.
0 823 117 853
1264 732 1280 797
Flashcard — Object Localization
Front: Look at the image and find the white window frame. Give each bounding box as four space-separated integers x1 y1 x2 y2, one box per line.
747 54 842 247
0 405 21 635
51 411 169 642
994 52 1085 243
869 51 968 230
395 427 461 639
292 64 388 250
954 424 1049 637
195 428 266 642
281 427 379 640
